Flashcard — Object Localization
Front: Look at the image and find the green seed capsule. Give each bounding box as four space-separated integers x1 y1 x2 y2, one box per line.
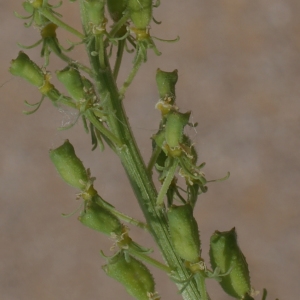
83 0 106 27
56 66 85 101
49 140 89 190
107 0 128 22
103 252 156 300
41 22 57 39
31 0 43 9
79 201 122 236
9 51 44 87
165 111 190 150
156 69 178 103
22 2 34 14
167 204 201 263
209 228 251 299
128 0 152 29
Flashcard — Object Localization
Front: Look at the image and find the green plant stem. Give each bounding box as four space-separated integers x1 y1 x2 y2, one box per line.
84 109 123 148
147 146 161 175
47 89 76 108
127 247 171 273
113 39 125 80
194 273 208 300
94 36 106 69
94 195 149 231
53 51 93 76
119 48 144 98
109 13 130 38
40 8 85 40
79 2 202 299
156 159 179 207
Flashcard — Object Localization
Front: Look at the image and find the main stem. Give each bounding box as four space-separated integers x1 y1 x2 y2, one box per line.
79 3 202 299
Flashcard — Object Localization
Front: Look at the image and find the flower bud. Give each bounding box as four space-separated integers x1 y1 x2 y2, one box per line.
49 140 88 190
79 201 123 236
167 204 201 263
56 66 85 101
128 0 152 29
9 51 44 87
209 227 251 299
103 251 156 300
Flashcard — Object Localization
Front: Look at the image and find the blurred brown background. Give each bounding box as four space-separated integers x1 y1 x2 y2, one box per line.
1 1 300 299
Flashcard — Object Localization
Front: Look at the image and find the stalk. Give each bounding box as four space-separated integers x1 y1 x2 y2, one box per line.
78 2 202 299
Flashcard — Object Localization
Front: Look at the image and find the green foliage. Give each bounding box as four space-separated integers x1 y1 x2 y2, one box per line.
10 1 277 300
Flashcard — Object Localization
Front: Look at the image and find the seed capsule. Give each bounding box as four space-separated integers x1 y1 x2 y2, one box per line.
103 252 156 300
83 0 106 27
127 0 152 29
107 0 128 22
209 227 251 299
165 111 190 151
22 2 34 14
167 204 201 263
31 0 43 9
9 51 44 87
41 22 57 39
49 140 88 190
79 201 122 236
156 69 178 103
56 66 85 101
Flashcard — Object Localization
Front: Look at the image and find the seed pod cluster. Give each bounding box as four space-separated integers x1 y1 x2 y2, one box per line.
167 204 201 263
103 252 156 300
209 227 251 299
79 201 123 236
49 140 89 190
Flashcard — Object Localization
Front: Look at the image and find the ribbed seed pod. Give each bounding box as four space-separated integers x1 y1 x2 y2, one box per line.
22 2 34 14
127 0 152 29
167 204 201 263
83 0 105 26
41 22 57 39
79 201 123 236
56 66 85 101
49 140 88 190
209 228 251 299
31 0 43 9
165 111 190 151
103 252 156 300
156 69 178 103
9 51 44 87
107 0 128 22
